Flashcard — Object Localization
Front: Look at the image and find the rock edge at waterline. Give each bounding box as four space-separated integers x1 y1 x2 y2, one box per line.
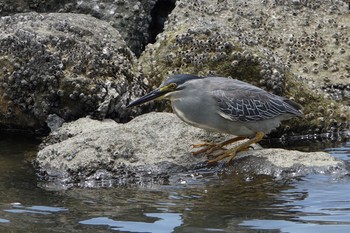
35 112 347 189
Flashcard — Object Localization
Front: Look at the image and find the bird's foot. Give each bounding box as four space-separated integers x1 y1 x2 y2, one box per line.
206 146 250 165
206 132 264 165
206 148 236 165
191 136 246 156
191 142 226 156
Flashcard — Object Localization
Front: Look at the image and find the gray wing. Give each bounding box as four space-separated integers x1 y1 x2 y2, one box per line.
212 88 303 122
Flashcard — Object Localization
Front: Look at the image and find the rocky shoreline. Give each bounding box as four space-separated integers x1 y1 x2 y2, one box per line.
35 112 348 189
0 0 349 187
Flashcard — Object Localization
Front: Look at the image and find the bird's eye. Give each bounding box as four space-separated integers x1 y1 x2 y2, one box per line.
169 83 177 89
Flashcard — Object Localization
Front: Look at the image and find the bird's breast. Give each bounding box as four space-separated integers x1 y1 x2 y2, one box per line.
170 96 231 133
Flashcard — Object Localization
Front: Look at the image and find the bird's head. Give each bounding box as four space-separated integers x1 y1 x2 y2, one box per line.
126 74 204 108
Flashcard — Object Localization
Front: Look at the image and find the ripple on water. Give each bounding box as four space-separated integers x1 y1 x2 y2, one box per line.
4 203 68 215
79 213 182 232
240 142 350 232
0 134 350 232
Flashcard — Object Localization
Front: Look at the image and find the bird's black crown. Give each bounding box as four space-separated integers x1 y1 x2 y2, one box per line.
161 74 205 87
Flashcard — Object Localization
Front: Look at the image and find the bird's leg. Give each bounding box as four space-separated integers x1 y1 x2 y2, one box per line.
207 131 265 165
191 136 246 156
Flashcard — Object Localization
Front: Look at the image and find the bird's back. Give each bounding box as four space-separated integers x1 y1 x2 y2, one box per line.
173 76 303 136
204 77 303 121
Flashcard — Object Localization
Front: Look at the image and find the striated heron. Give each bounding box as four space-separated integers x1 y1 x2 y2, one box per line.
127 74 303 164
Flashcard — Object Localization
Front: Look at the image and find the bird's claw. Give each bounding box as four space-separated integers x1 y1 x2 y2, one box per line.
206 149 237 165
191 142 226 156
191 142 212 148
206 145 250 165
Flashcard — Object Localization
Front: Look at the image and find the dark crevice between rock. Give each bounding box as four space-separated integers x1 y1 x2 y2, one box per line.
147 0 176 45
0 123 50 136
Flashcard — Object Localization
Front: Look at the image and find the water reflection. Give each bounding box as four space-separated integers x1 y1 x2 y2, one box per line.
0 219 9 223
4 204 68 215
80 213 182 232
240 219 350 233
0 135 349 232
56 175 297 232
241 142 350 232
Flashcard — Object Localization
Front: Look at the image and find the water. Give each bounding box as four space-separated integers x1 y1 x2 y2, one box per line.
0 134 349 233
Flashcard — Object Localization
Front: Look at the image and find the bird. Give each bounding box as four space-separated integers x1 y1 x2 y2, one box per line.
127 74 303 165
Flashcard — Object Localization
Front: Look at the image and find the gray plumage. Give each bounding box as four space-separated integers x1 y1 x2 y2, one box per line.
210 78 303 122
128 74 303 137
127 74 303 164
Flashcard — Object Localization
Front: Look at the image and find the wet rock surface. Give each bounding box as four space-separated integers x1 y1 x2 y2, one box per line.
35 113 347 188
0 12 138 131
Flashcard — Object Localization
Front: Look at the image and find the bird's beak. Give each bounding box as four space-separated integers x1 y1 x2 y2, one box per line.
126 88 168 108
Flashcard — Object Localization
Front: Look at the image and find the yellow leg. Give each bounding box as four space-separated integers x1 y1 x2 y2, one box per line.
207 131 265 165
192 136 246 156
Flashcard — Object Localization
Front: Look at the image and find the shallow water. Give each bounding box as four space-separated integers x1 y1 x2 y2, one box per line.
0 134 349 233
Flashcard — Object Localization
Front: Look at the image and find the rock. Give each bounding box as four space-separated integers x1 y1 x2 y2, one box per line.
0 12 140 132
138 0 350 134
36 113 212 186
0 0 171 56
46 114 65 131
35 112 346 189
228 148 346 179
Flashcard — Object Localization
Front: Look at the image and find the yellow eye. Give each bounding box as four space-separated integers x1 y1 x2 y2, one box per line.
168 83 177 89
160 83 178 92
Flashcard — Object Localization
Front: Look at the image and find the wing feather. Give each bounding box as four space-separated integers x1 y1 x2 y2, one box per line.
212 87 302 122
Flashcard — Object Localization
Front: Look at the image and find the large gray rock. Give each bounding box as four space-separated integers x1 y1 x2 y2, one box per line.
0 0 167 56
138 0 350 134
0 12 140 132
35 112 347 189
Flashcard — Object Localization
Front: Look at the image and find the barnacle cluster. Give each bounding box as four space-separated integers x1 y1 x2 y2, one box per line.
0 0 349 134
0 0 160 57
139 0 349 133
222 1 350 103
140 27 286 96
0 13 136 130
73 0 159 56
